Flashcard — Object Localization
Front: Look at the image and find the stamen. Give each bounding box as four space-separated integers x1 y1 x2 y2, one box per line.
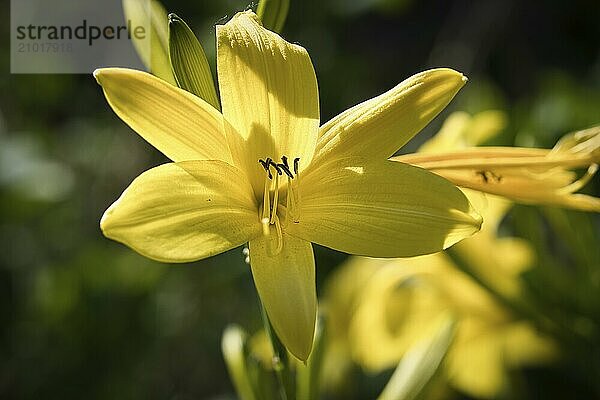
558 163 598 194
259 158 273 179
259 155 302 234
268 159 283 176
267 214 284 256
261 171 271 232
278 163 294 179
269 172 280 224
285 175 297 224
261 217 270 236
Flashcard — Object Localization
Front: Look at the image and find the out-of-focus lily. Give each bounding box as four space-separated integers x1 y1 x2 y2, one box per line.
323 195 555 398
322 111 558 398
339 255 557 399
95 11 481 360
413 110 537 298
395 124 600 211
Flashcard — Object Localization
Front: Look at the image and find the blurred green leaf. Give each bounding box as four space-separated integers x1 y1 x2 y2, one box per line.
541 207 600 279
123 0 176 84
377 315 455 400
222 325 259 400
168 13 221 110
296 314 326 400
257 0 290 33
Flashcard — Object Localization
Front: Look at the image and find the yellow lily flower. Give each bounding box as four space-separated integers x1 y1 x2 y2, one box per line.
95 11 481 360
395 125 600 211
322 111 557 397
343 257 557 399
415 110 536 298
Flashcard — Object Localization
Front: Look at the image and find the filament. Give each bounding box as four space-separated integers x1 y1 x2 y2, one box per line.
267 214 284 257
269 172 280 224
558 164 598 194
261 174 271 223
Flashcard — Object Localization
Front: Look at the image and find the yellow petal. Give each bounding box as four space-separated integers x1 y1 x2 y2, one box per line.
94 68 231 163
315 69 466 161
551 125 600 160
447 322 507 398
349 258 452 372
289 158 482 257
425 165 600 211
395 147 585 170
376 313 455 400
101 160 259 262
418 110 507 153
216 11 319 191
395 136 600 212
248 232 316 361
503 322 558 367
451 190 534 298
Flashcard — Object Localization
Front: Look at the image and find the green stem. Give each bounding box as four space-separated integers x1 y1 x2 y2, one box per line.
259 300 293 400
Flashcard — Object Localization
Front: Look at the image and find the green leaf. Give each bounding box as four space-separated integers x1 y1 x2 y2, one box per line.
221 325 258 400
256 0 290 33
123 0 176 84
296 314 326 400
168 13 220 110
377 314 455 400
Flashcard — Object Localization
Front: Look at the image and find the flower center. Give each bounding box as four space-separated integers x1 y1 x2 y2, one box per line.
258 156 301 255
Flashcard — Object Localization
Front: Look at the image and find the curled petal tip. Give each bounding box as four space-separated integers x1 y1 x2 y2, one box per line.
462 74 469 83
92 68 102 83
99 202 117 236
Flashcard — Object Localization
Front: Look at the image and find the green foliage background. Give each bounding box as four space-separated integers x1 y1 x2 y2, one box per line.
0 0 598 398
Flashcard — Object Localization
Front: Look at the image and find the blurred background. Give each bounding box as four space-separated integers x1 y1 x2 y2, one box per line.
1 0 599 398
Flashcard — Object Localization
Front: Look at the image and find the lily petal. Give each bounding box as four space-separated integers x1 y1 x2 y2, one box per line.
426 165 600 211
289 158 482 257
101 160 259 262
216 11 319 190
315 69 466 161
94 68 231 163
248 232 316 361
396 126 600 211
396 149 600 212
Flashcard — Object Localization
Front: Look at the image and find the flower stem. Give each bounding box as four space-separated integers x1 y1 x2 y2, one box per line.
259 300 294 400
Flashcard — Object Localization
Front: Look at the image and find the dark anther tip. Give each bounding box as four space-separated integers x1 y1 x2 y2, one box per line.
278 163 294 179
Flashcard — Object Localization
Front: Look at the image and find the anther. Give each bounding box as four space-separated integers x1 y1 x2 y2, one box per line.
259 158 273 179
278 163 294 179
268 160 283 176
293 158 300 175
276 156 293 178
